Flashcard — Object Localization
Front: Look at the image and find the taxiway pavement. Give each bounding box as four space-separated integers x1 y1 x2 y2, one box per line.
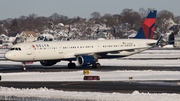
0 65 180 94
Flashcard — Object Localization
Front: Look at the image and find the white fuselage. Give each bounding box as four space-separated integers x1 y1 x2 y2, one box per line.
5 39 157 62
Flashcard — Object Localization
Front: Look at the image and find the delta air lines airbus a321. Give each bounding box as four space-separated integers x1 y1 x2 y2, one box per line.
5 10 159 70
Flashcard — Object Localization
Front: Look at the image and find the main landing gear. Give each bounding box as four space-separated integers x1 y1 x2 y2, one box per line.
92 62 101 68
68 61 76 69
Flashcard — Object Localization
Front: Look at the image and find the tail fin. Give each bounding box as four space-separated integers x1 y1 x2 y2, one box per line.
134 10 157 39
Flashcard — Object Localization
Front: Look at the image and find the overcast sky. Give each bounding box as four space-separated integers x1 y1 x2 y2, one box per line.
0 0 179 20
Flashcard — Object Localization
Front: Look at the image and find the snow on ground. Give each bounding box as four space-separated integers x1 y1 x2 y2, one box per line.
0 87 180 101
0 60 180 101
1 70 180 81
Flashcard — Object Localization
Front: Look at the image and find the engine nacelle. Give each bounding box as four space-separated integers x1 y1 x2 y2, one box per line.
40 60 58 66
77 55 95 66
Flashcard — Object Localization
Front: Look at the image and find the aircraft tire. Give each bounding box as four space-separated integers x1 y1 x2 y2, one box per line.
68 63 76 69
92 63 101 68
22 67 26 71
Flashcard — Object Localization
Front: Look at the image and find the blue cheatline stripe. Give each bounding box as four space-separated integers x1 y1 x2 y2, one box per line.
149 23 155 39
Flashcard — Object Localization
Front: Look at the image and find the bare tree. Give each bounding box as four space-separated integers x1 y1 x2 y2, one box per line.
0 21 7 34
49 13 60 21
27 13 38 20
102 13 118 27
112 14 122 23
49 13 68 25
139 8 147 19
121 9 141 30
174 16 180 24
156 10 174 33
9 19 20 36
158 10 174 19
91 12 101 19
5 18 13 24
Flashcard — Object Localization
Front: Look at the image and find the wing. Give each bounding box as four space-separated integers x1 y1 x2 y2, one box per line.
74 47 146 57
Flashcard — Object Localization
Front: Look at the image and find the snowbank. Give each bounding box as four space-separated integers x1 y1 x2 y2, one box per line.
0 86 180 101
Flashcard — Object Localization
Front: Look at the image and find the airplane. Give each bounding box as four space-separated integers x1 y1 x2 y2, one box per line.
5 10 158 70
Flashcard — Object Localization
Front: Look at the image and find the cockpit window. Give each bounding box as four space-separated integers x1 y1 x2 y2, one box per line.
10 48 15 50
10 47 21 51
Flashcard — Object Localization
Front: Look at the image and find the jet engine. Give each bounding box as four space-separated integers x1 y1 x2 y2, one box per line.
40 60 58 66
77 55 95 66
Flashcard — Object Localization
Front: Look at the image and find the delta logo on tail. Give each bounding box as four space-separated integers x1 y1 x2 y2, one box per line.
134 10 157 39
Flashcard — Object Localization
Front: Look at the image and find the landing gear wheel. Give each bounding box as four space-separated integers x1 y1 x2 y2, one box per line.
22 67 26 71
92 63 101 68
22 62 26 71
68 63 76 69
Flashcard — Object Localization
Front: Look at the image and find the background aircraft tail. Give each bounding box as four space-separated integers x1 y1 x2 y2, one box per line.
134 10 157 39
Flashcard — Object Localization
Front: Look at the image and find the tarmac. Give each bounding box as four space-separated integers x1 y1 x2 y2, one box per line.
0 65 180 94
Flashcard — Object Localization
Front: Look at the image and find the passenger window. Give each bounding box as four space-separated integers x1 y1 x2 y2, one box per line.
18 48 21 51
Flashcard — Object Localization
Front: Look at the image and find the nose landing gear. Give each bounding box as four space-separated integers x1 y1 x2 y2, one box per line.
68 61 76 69
22 62 26 71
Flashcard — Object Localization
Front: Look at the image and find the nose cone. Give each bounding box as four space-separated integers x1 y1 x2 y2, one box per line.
5 51 12 60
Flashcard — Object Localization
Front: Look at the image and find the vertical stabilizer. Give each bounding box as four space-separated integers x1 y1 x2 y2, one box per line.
134 10 157 39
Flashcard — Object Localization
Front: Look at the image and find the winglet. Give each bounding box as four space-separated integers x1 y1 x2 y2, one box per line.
134 10 157 39
44 36 46 41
